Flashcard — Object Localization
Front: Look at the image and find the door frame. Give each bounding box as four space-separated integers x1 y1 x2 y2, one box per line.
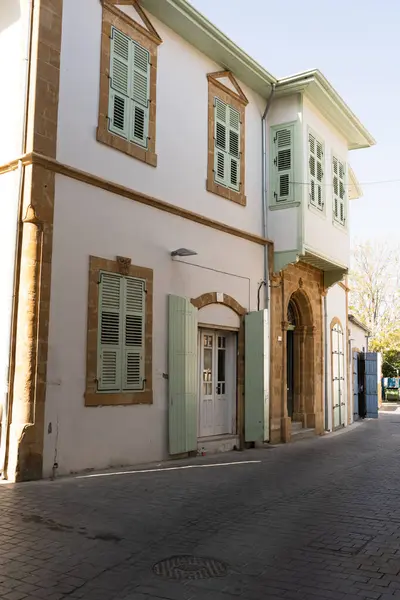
331 318 346 430
197 326 238 438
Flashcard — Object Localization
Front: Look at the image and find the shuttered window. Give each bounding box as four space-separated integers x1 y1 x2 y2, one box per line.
214 97 241 191
271 124 294 203
97 272 146 393
333 156 346 225
108 27 150 148
308 132 324 210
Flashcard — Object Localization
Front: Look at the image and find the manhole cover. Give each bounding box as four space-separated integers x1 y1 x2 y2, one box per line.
153 555 228 580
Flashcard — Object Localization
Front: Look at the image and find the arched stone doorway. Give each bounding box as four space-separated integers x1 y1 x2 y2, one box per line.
285 289 315 429
190 292 246 448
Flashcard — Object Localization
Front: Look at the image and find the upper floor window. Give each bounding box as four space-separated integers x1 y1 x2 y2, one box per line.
206 71 248 206
97 1 162 167
214 98 241 192
332 156 346 226
308 131 324 211
270 124 295 204
108 28 150 149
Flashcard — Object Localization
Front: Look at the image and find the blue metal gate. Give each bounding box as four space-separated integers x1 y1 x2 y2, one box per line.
362 352 379 419
353 351 359 421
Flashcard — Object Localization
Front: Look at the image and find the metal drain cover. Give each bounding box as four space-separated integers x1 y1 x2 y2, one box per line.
153 555 228 580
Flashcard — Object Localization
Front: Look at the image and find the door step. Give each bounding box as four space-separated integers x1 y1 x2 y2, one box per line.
291 421 303 433
197 434 239 455
291 426 316 442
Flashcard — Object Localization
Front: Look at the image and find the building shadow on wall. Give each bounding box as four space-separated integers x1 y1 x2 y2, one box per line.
0 1 21 34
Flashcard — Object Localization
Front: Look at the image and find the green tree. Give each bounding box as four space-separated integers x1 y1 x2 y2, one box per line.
349 241 400 338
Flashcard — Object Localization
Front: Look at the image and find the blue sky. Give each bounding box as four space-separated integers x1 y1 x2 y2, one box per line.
191 0 399 244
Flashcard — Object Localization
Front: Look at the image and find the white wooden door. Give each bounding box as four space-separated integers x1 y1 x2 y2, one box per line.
332 323 346 429
199 330 235 437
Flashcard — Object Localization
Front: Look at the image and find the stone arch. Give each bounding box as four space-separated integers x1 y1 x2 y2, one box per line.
330 316 344 331
190 292 246 448
288 288 314 327
285 287 315 431
191 292 246 316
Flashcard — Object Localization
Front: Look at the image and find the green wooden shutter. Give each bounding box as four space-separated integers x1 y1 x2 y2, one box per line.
98 272 123 391
228 105 240 191
130 41 150 148
123 277 146 391
308 132 324 209
109 27 130 139
272 125 294 202
214 97 228 186
333 157 346 225
245 310 269 442
168 295 198 455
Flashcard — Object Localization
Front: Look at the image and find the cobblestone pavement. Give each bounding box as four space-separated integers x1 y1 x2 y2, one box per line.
1 415 400 599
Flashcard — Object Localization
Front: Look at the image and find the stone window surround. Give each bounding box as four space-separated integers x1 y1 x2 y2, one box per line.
97 0 162 167
206 72 248 207
85 255 153 407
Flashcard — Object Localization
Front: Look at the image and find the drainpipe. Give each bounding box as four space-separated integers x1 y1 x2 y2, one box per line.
0 0 34 478
261 84 275 443
261 83 276 307
324 294 329 431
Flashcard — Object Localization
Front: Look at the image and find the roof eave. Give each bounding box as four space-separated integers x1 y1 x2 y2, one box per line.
140 0 277 97
349 314 371 335
275 70 376 150
348 166 363 200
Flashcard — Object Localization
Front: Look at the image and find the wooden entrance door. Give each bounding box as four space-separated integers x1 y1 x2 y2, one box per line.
332 322 346 429
199 330 236 437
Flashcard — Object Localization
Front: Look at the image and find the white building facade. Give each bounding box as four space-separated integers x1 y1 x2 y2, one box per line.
0 0 374 480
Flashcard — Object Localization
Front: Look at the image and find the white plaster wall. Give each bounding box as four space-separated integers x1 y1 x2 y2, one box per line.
349 322 368 353
43 175 265 476
266 94 300 251
0 0 29 164
56 0 265 237
198 304 241 329
302 97 350 268
325 284 348 431
268 207 299 252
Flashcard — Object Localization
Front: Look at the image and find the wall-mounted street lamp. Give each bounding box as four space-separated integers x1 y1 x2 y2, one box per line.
170 248 198 258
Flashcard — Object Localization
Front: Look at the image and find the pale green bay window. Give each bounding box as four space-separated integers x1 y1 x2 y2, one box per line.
308 132 324 210
97 271 146 393
333 156 346 225
270 124 295 204
214 97 241 191
108 26 150 148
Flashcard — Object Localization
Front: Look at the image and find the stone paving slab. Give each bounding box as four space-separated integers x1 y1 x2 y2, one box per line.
0 416 400 598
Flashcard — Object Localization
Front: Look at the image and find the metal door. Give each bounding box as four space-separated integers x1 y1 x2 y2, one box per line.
364 352 379 418
353 351 359 421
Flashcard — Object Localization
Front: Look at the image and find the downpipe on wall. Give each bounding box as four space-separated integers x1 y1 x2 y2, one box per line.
260 84 275 443
0 0 34 479
324 294 329 431
261 83 276 308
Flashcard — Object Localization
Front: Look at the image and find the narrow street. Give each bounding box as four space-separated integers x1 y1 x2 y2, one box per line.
1 415 400 600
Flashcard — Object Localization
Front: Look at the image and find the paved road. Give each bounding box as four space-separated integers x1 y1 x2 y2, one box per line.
1 415 400 600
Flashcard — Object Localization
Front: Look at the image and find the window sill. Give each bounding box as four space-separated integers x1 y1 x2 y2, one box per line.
269 201 301 211
97 124 157 167
308 203 326 219
206 178 246 206
85 390 153 407
332 218 347 232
